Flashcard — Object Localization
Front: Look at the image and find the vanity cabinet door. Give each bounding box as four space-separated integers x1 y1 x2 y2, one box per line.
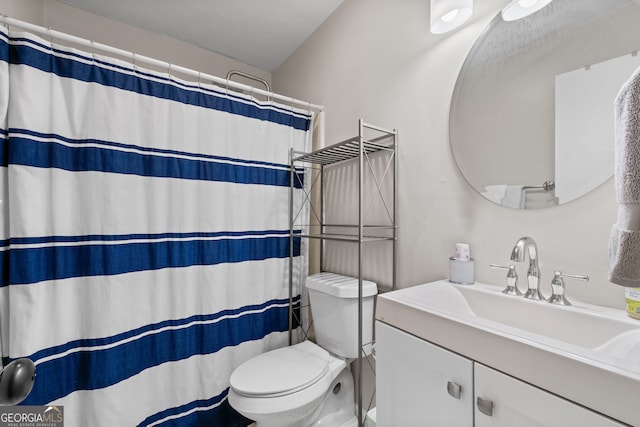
376 321 474 426
474 363 625 427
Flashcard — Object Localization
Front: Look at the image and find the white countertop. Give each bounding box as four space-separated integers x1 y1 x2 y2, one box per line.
376 280 640 427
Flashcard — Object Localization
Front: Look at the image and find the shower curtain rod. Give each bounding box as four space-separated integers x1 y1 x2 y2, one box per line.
2 16 324 113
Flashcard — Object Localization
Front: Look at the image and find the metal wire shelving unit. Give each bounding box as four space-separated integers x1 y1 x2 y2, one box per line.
288 119 397 427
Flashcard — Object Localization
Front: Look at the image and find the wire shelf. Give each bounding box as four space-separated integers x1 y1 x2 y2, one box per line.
288 119 397 427
292 136 395 166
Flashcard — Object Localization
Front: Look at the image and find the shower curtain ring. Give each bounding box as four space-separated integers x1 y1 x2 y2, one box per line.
90 40 95 62
132 51 137 73
2 14 10 34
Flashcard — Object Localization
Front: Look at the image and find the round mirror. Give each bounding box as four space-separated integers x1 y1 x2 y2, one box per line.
450 0 640 209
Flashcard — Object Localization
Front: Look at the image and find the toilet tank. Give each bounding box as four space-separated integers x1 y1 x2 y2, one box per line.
306 273 378 359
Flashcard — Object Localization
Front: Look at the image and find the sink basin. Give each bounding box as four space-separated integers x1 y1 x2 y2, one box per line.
381 280 640 359
376 279 640 426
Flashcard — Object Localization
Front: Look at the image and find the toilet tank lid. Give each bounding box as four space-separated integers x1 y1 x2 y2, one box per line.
305 273 378 298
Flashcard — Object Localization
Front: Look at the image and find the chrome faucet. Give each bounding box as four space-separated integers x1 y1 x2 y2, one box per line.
510 236 543 300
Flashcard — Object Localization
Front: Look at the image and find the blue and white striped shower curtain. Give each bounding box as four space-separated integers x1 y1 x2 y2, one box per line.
0 26 311 426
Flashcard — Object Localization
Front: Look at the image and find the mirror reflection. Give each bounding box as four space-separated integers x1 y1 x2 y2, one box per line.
450 0 640 209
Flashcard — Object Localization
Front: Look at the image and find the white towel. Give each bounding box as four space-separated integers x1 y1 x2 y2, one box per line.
609 65 640 287
609 225 640 286
481 184 524 208
523 190 558 209
503 185 524 209
481 184 507 205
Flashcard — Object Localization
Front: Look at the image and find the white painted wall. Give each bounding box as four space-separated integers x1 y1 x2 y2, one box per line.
0 0 627 310
273 0 624 310
0 0 629 418
0 0 271 87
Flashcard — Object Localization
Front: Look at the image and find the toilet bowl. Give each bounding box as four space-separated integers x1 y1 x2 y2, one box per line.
228 340 356 427
228 273 377 427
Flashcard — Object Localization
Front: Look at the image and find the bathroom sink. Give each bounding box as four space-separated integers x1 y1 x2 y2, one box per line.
376 280 640 426
379 280 640 358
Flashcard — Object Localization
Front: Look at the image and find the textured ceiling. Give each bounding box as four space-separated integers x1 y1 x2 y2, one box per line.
59 0 344 71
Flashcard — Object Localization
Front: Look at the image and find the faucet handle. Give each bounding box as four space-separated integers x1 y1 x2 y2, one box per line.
489 264 522 296
547 271 589 306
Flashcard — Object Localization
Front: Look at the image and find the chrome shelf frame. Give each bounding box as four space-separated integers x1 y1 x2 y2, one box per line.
288 119 397 427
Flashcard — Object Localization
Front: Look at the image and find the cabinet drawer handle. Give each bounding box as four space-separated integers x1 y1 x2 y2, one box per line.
446 381 462 399
477 397 494 416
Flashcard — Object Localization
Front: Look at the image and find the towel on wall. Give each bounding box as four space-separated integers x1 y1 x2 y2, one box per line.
503 185 525 208
481 184 524 208
481 184 508 205
609 65 640 286
609 225 640 286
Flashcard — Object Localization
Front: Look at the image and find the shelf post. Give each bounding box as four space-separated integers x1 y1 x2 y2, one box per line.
393 129 398 291
320 163 325 272
357 118 364 427
288 148 294 346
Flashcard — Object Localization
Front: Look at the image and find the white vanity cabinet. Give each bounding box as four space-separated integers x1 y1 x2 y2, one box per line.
474 363 624 427
376 321 474 426
376 321 626 427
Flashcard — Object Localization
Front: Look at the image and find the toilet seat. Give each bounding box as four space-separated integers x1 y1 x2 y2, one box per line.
230 341 333 398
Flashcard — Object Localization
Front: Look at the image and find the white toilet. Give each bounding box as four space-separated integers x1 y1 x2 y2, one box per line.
228 272 378 427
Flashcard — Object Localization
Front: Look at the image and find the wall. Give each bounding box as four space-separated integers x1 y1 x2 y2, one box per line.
0 0 625 419
0 0 623 317
0 0 43 23
0 0 271 87
273 0 624 310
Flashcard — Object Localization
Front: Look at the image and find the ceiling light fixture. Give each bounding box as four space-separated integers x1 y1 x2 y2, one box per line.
430 0 473 34
502 0 553 21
